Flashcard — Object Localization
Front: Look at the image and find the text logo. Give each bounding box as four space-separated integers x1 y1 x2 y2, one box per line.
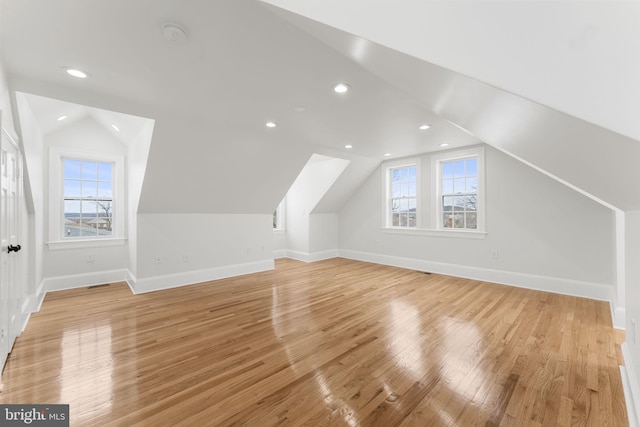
1 405 69 426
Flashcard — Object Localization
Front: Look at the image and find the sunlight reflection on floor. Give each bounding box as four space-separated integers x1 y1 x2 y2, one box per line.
61 323 113 423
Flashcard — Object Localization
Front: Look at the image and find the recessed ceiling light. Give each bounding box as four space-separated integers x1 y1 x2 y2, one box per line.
333 83 350 94
57 115 67 121
345 144 353 149
265 122 277 128
383 153 391 157
439 143 449 147
112 124 120 132
64 67 89 79
419 124 431 130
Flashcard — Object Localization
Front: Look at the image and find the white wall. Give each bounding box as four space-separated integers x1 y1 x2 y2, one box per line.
285 188 310 255
127 120 154 278
624 211 640 421
133 214 274 293
339 145 615 299
14 94 44 296
42 118 129 287
285 154 349 260
309 213 338 254
0 67 15 139
273 230 286 258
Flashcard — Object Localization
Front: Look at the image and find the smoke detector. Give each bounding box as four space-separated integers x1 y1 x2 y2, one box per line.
162 23 187 43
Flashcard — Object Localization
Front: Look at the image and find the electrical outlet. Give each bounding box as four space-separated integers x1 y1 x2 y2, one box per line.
246 247 252 255
491 250 499 260
86 254 95 263
155 256 162 264
183 254 190 263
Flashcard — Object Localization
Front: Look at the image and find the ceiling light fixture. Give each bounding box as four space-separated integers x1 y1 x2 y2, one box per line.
112 124 120 132
345 144 353 149
265 122 277 128
57 115 67 121
419 124 431 130
383 153 391 157
162 23 187 43
332 83 350 94
64 67 90 79
439 143 449 147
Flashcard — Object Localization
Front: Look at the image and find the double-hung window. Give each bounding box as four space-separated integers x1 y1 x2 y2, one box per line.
441 158 478 229
432 146 485 232
382 148 484 236
48 147 125 248
385 159 419 228
63 159 114 238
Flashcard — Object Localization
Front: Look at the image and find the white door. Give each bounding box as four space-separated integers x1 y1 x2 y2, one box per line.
1 129 21 371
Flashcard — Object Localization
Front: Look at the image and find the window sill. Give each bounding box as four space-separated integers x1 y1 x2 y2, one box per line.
47 238 127 250
381 227 486 239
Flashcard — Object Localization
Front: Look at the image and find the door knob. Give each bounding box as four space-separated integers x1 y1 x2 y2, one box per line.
7 244 21 253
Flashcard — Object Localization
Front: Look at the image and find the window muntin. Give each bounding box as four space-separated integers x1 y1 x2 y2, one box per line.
48 147 125 249
441 157 478 230
63 159 114 238
432 146 484 233
381 147 484 236
389 165 417 228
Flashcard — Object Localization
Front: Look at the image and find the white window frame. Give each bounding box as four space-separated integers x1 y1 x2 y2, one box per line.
48 147 126 249
431 146 485 233
382 157 421 229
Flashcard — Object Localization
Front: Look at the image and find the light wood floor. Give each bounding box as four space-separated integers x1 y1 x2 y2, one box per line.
0 258 628 426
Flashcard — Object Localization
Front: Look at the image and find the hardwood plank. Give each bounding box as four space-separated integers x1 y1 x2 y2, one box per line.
0 258 629 426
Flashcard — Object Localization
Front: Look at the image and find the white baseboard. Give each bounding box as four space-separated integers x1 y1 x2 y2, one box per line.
19 295 35 335
43 269 129 292
23 282 46 314
284 249 339 263
338 249 614 303
15 283 47 337
34 282 46 312
614 306 626 330
621 343 640 427
8 282 44 340
131 259 275 294
273 249 287 259
18 311 30 336
125 270 137 294
284 250 306 262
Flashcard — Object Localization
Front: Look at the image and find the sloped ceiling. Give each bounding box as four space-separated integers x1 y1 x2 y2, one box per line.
18 93 151 146
1 0 479 215
3 0 638 214
261 0 640 142
262 1 640 212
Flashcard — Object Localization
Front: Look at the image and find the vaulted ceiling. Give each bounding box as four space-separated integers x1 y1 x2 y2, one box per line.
2 0 638 213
